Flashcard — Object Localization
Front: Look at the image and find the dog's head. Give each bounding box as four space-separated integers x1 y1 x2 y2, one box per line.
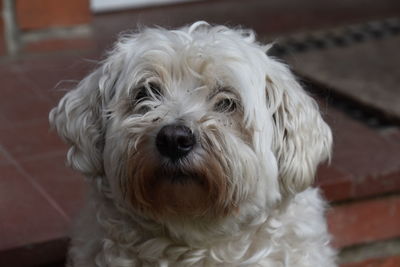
50 22 331 222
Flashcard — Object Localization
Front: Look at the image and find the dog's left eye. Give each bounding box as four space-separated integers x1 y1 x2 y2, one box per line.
214 98 237 113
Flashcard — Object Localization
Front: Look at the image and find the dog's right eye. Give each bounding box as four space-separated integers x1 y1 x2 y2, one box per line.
214 98 237 113
133 82 161 103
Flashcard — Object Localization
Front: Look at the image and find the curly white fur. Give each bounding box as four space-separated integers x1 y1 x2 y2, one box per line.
50 21 336 266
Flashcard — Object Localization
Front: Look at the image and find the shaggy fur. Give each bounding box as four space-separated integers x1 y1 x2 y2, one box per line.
50 21 336 266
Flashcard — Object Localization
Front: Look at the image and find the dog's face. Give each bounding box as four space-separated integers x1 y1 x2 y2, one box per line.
50 22 331 222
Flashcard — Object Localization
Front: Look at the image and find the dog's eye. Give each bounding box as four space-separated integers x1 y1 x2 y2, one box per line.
214 98 237 113
134 82 161 103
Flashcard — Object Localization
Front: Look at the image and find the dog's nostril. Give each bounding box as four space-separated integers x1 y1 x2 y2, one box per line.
156 124 195 160
177 135 194 150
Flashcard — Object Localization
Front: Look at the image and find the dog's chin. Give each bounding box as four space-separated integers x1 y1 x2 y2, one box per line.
137 166 213 219
126 154 236 221
151 170 209 216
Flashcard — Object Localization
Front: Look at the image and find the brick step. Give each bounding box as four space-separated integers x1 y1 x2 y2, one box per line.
328 195 400 248
339 238 400 267
315 105 400 203
341 255 400 267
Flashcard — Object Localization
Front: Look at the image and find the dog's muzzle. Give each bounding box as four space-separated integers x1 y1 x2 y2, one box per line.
156 124 195 160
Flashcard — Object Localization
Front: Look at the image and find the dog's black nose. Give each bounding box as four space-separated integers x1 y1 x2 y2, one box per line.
156 124 195 160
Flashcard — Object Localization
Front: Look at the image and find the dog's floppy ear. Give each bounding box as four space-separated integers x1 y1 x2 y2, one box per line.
49 68 108 177
265 59 332 195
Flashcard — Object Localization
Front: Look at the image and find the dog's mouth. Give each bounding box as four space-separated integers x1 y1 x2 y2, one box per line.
156 166 204 185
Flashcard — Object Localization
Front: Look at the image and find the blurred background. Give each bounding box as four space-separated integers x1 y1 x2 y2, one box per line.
0 0 399 266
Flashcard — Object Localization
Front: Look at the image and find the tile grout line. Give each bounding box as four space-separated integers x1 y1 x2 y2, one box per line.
0 144 71 222
18 149 68 163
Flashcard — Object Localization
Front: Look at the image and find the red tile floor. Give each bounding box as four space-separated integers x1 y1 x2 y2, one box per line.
0 0 399 266
0 53 96 266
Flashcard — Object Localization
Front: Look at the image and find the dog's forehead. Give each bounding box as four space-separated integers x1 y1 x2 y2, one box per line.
125 33 257 95
111 27 269 124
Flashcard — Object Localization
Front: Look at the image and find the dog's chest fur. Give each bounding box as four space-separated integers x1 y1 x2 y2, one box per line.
68 188 335 267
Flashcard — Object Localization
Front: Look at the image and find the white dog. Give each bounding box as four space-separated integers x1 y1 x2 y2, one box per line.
50 21 336 267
